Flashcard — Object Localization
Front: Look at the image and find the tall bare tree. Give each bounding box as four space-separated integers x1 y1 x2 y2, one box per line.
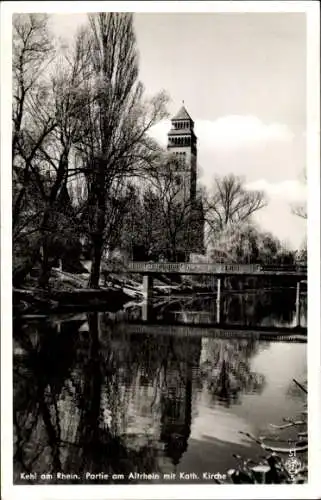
12 14 56 229
76 13 168 287
34 31 93 286
12 19 94 287
205 174 267 237
12 14 58 285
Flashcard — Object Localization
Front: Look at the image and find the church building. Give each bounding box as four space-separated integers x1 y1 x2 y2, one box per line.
167 104 205 258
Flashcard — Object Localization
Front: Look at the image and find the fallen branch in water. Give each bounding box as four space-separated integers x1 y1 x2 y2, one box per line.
270 420 305 430
239 431 308 454
293 378 307 394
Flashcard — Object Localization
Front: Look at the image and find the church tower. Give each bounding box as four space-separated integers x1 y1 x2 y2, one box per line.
167 104 197 203
167 104 204 257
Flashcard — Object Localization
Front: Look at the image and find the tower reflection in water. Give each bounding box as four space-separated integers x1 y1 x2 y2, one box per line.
159 337 201 467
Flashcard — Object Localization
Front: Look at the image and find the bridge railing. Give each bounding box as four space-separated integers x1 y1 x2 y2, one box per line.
104 261 307 275
127 262 263 273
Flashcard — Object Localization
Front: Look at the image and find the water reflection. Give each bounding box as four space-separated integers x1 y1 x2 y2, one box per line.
13 300 307 483
139 287 307 328
200 338 266 407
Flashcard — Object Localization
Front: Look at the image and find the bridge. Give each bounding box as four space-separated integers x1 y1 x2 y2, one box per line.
105 261 307 323
105 261 307 277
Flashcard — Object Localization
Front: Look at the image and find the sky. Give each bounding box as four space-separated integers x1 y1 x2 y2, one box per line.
49 11 307 249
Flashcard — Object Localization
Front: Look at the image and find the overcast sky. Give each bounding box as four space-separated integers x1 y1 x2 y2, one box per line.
49 11 307 249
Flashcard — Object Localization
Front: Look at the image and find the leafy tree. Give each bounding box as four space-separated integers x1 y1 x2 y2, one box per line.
208 222 292 265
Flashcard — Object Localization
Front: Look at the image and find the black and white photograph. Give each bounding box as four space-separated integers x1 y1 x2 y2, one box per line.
1 1 320 499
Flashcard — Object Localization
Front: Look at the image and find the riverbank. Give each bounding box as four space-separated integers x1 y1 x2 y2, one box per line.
13 267 144 315
12 266 207 315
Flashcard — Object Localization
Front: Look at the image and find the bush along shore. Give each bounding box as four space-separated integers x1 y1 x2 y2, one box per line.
218 379 308 484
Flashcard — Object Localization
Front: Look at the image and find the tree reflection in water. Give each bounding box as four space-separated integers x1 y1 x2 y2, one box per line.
13 318 80 481
13 311 268 483
199 337 266 407
13 315 162 483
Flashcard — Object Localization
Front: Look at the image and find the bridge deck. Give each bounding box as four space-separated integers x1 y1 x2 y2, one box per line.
106 261 307 277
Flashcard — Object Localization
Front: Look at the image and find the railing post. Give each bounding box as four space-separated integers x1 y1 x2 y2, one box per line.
216 278 221 324
142 275 153 321
295 280 301 327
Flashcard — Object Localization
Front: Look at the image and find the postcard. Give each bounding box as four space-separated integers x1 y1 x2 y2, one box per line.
1 2 320 499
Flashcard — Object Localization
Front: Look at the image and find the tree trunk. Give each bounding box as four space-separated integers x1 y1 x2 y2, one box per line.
38 239 51 289
89 235 103 289
37 196 60 289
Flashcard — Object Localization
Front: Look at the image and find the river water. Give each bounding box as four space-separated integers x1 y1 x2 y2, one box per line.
13 288 307 484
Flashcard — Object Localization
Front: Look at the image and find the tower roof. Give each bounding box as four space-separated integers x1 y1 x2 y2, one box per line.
172 105 193 121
